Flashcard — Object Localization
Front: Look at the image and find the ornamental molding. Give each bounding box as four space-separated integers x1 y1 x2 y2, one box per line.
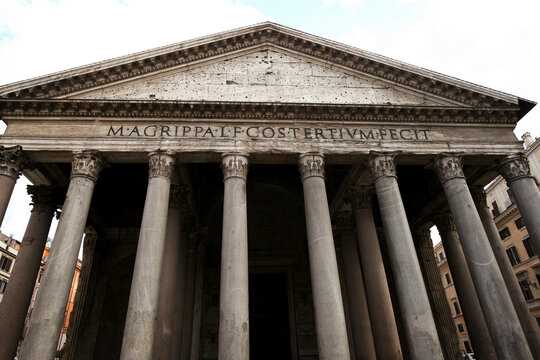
349 186 374 210
0 145 31 180
434 154 465 183
298 153 325 180
334 211 355 233
148 150 176 179
0 100 520 124
433 212 457 232
221 153 249 180
71 150 107 182
0 23 523 111
368 152 398 180
498 154 533 183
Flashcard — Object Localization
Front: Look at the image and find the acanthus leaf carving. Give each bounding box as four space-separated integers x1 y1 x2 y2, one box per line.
498 154 532 184
298 153 325 181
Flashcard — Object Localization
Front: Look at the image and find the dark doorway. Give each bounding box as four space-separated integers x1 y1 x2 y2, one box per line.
249 272 292 360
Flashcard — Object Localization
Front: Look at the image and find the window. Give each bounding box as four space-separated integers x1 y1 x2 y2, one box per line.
499 227 511 240
0 256 13 272
457 323 465 333
507 188 516 205
523 237 536 258
451 298 461 315
463 340 473 354
519 278 535 301
444 273 452 285
506 246 521 266
439 251 445 261
491 201 500 217
515 217 525 230
0 279 7 293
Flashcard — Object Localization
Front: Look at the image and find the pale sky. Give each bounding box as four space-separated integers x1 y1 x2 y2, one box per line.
0 0 539 242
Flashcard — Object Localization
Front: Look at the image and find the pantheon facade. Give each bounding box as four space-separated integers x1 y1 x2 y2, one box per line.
0 23 539 360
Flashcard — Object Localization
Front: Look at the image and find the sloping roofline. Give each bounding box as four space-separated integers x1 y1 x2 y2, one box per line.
0 22 535 117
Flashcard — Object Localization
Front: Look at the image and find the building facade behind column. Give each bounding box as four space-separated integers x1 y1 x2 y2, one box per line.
0 22 538 360
0 232 20 302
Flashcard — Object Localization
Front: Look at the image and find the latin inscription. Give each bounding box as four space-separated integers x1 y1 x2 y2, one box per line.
107 125 430 141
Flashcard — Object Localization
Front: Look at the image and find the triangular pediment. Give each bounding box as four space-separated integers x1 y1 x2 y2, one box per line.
69 49 447 106
0 22 534 119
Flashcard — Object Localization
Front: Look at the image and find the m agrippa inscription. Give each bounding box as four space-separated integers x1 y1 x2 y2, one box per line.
107 124 430 141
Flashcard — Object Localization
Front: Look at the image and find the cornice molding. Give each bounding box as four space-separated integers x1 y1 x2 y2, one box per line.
0 99 520 124
0 24 524 110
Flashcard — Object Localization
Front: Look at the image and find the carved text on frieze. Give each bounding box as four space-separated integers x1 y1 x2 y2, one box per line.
107 124 430 141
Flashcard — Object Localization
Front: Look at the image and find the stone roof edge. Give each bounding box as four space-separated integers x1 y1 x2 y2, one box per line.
0 22 535 113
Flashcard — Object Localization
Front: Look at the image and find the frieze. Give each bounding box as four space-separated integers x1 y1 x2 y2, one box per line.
434 154 465 183
148 151 176 179
298 153 325 180
498 154 533 183
221 153 249 180
368 152 398 180
0 25 514 109
71 150 107 182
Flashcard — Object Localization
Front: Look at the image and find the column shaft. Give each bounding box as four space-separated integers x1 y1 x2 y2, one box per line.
435 213 497 359
299 153 350 360
351 187 402 360
0 186 57 360
336 212 376 360
471 186 540 358
415 229 462 360
154 185 188 360
218 153 250 360
20 151 105 360
0 145 28 225
190 240 205 360
435 155 532 360
369 152 443 360
499 155 540 255
120 151 175 360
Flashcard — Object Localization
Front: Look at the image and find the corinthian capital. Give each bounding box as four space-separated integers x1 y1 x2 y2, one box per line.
349 185 374 210
27 185 60 212
498 154 533 184
334 211 355 233
298 153 324 181
148 150 176 179
368 152 398 180
71 150 107 182
434 154 465 183
469 186 488 208
169 184 188 209
433 212 457 232
0 145 31 180
221 153 249 180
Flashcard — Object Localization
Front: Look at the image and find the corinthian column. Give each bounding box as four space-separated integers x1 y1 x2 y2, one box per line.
218 153 250 360
433 212 497 360
154 184 188 360
120 150 176 360
0 145 29 225
470 185 540 358
335 211 376 360
350 186 402 360
368 152 443 360
498 154 540 255
20 151 106 360
0 185 58 360
299 153 350 360
434 154 532 360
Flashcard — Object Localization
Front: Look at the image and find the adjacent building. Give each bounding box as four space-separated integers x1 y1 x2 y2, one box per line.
0 232 20 303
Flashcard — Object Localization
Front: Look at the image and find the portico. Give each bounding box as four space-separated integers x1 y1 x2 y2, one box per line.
0 22 538 360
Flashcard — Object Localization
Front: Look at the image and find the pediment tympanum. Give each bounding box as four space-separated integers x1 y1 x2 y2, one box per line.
70 49 446 106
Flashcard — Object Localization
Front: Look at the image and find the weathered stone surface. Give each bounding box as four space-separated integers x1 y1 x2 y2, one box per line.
73 50 445 106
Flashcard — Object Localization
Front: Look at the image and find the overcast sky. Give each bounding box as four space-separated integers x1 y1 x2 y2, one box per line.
0 0 539 242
